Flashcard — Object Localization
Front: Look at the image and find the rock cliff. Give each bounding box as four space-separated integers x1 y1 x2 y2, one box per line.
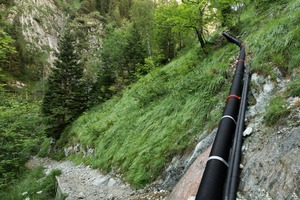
5 0 103 74
7 0 65 66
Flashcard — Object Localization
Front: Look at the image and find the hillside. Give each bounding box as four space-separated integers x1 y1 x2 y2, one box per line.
59 0 300 198
0 0 300 199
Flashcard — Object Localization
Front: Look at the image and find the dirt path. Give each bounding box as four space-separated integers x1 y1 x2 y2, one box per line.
27 157 169 200
27 157 136 200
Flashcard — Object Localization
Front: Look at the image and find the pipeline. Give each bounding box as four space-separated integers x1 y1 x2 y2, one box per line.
223 62 251 200
195 33 246 200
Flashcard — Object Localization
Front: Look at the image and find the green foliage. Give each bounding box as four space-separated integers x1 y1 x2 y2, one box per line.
287 73 300 97
42 28 86 139
63 43 235 188
153 0 242 52
0 166 62 200
129 0 156 55
242 0 300 76
95 0 110 14
153 2 178 62
0 100 46 189
37 138 52 157
264 95 290 126
78 0 97 14
0 29 16 62
99 22 147 92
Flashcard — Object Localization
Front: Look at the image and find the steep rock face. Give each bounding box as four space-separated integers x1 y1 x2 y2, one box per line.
238 72 300 199
6 0 104 72
7 0 65 66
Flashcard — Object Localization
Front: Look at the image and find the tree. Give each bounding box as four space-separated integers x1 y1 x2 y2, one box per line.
99 22 147 92
153 0 243 52
42 29 85 139
153 3 178 62
124 23 147 80
130 0 156 57
0 99 45 189
210 0 245 29
95 0 110 14
153 0 208 51
0 29 16 64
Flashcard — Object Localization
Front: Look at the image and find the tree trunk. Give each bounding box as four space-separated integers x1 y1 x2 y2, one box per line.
196 4 207 53
194 27 207 53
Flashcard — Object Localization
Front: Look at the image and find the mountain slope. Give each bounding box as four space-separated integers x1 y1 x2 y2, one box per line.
57 0 300 197
63 45 236 187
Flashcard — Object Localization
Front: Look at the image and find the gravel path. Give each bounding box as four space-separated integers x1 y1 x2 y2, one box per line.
27 157 169 200
27 157 136 200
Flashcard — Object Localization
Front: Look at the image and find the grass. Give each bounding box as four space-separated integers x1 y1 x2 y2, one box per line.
264 95 290 126
64 44 236 188
59 0 300 188
242 0 300 76
288 72 300 97
0 166 62 200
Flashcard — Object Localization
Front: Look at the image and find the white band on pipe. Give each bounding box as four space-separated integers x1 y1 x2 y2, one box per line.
221 115 237 125
207 156 229 167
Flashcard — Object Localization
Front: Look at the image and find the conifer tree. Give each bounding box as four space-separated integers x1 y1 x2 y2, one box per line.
42 29 85 139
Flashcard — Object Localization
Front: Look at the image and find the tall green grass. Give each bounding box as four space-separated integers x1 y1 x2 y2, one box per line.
63 0 300 188
264 95 290 126
242 0 300 76
288 73 300 97
66 45 235 188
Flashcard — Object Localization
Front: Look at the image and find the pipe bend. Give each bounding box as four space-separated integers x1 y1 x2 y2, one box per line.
222 32 242 47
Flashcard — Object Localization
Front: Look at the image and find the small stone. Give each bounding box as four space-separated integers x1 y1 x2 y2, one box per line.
91 176 109 186
36 191 43 194
78 192 85 199
240 164 244 169
108 178 117 187
188 196 196 200
22 192 28 196
243 127 253 137
25 197 30 200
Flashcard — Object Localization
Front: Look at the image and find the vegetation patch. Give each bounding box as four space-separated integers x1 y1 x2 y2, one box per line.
288 74 300 97
0 99 46 189
242 0 300 76
0 166 62 200
65 44 236 188
264 95 290 126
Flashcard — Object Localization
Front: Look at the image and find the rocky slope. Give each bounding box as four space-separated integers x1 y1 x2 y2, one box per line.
165 71 300 199
238 72 300 199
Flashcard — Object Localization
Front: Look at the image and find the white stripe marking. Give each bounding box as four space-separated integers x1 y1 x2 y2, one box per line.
207 156 229 167
221 115 237 124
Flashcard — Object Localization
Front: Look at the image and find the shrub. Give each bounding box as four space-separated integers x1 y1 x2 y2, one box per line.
0 167 62 200
0 100 46 189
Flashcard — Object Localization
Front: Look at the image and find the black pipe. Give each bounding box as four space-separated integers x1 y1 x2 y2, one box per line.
195 34 245 200
222 32 242 47
224 64 251 200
